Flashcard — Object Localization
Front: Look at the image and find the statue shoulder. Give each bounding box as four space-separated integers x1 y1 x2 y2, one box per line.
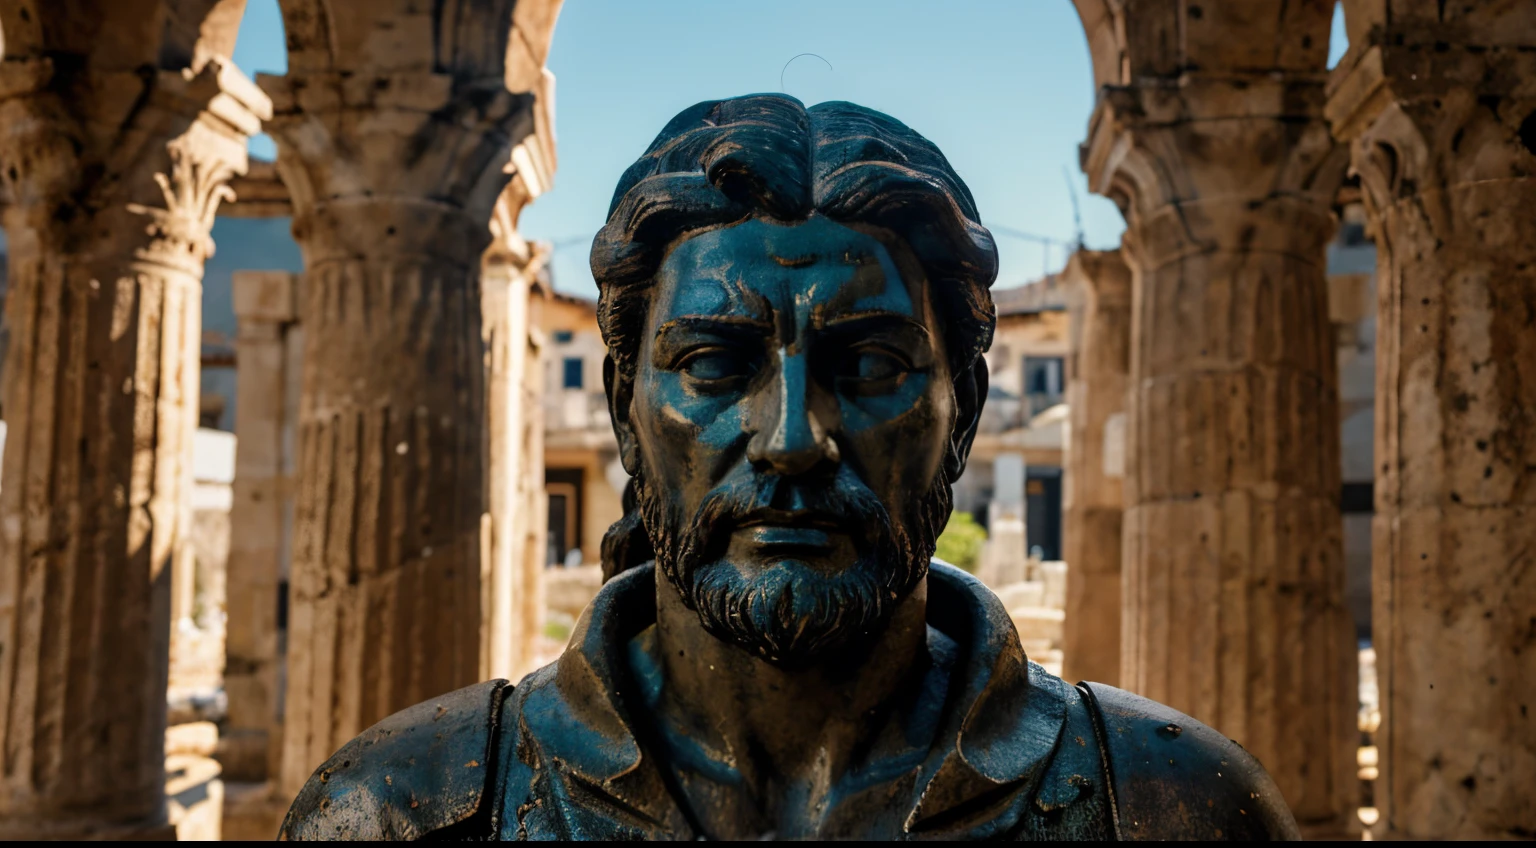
1080 682 1301 841
279 679 512 841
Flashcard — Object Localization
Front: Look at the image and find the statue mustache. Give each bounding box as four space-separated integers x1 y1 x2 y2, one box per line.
676 471 897 568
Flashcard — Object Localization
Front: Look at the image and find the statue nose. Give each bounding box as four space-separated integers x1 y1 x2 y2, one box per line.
747 351 840 477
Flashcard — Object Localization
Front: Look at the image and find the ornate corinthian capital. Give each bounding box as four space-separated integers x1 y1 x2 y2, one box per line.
128 130 237 271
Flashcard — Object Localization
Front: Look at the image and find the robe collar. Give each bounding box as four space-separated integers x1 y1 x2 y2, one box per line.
524 560 1070 838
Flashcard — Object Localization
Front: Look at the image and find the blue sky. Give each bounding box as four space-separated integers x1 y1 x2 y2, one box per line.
231 1 1348 299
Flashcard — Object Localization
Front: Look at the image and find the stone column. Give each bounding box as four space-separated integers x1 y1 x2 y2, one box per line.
518 290 549 673
221 270 301 784
481 151 551 683
264 71 535 798
1060 249 1130 687
1083 77 1356 833
0 59 268 837
1327 7 1536 838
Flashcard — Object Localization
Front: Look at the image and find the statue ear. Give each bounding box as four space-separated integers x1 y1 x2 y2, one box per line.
945 356 987 482
603 354 642 475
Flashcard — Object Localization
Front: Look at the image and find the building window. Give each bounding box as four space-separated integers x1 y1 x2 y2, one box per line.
552 329 574 344
562 357 584 390
1022 356 1064 418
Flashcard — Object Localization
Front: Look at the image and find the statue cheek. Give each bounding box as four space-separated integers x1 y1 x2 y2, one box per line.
665 377 742 424
699 403 748 453
643 375 745 456
841 374 952 485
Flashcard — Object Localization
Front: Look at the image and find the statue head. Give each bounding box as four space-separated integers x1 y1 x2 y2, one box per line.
592 94 997 667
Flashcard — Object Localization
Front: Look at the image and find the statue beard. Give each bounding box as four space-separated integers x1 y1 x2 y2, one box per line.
636 465 953 668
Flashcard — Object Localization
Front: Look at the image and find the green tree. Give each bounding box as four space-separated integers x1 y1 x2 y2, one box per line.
934 511 987 574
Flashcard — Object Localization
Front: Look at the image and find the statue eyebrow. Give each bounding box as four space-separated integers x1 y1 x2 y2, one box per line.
819 310 927 335
654 315 775 338
650 316 773 366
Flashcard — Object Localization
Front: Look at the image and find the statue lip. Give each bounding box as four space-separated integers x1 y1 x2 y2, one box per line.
733 509 846 553
733 509 843 531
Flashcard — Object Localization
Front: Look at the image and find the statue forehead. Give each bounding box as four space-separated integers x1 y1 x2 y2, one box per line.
650 217 920 322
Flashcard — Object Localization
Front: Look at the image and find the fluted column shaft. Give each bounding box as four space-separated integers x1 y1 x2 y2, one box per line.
0 59 266 835
481 114 554 685
481 225 544 683
1328 13 1536 837
517 325 548 677
1084 77 1356 833
1061 249 1131 686
264 70 532 798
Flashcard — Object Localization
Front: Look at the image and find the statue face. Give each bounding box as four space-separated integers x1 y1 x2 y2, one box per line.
620 215 959 665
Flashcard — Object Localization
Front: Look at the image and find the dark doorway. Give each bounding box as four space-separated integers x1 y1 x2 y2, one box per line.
1025 466 1062 561
546 468 585 566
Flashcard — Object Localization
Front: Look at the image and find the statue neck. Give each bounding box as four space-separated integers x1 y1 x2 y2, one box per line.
633 571 939 837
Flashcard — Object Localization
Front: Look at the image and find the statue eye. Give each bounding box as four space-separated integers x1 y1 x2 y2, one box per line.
680 349 755 382
840 348 907 383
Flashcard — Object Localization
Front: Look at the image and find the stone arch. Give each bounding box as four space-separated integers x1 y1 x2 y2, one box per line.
1069 1 1126 90
273 0 558 82
272 0 334 71
0 0 245 70
1071 0 1340 87
506 0 563 93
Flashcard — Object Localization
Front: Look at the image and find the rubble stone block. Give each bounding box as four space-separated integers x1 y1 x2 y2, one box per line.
1010 607 1066 644
993 580 1046 611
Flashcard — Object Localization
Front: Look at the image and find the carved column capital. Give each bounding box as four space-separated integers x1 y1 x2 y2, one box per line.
0 57 270 260
259 71 537 262
1083 73 1346 268
127 131 237 272
1327 40 1536 229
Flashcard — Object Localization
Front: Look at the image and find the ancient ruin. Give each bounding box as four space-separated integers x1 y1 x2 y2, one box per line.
0 0 1527 841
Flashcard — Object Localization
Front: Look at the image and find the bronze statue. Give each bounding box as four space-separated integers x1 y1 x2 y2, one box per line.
280 95 1300 841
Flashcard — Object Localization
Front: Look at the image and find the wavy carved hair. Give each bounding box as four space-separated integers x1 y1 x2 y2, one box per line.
591 94 1000 579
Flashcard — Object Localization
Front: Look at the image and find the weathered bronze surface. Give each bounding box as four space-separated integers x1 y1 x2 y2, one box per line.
280 94 1300 841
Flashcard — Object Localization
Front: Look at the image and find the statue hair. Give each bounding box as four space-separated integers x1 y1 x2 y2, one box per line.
591 94 999 580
